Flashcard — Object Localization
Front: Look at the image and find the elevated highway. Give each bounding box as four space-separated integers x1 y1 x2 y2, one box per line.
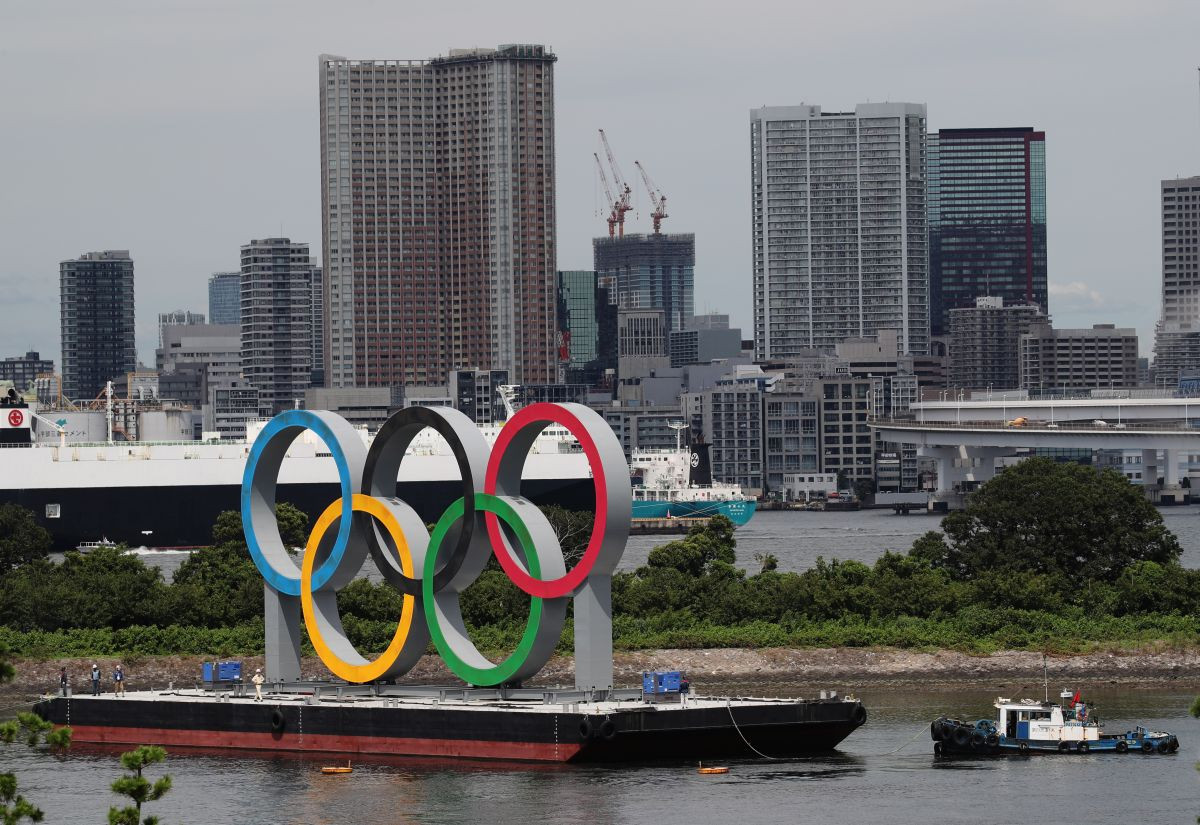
871 411 1200 505
911 395 1200 426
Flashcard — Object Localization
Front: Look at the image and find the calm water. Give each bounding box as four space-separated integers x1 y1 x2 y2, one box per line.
5 685 1197 824
109 505 1200 582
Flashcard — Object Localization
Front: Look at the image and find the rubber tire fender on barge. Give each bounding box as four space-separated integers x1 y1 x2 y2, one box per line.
1157 741 1171 754
270 708 285 733
930 720 944 741
599 719 617 741
578 717 593 741
852 705 867 726
1077 742 1089 754
1115 741 1128 753
952 727 970 748
1141 741 1155 753
970 730 986 749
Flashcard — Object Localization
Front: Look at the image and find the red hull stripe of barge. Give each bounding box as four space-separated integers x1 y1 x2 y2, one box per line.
62 724 582 763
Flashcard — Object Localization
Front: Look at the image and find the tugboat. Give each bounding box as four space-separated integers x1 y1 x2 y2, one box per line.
931 690 1179 756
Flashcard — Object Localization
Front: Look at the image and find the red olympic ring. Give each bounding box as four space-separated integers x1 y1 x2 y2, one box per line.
484 403 609 599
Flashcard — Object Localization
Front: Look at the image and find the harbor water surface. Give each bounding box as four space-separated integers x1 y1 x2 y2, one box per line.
6 685 1197 824
28 509 1200 822
117 506 1200 581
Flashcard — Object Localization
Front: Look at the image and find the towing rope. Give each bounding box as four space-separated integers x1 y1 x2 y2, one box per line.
881 723 931 755
725 700 783 760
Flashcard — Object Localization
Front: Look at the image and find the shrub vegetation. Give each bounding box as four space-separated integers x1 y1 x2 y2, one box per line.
0 458 1197 659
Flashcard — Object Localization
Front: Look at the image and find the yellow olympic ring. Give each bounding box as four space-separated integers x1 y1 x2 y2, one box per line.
300 493 417 683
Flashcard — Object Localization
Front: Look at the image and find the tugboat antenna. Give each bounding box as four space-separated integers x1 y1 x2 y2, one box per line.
1042 653 1049 704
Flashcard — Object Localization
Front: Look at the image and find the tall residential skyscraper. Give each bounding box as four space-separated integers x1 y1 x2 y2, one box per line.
240 238 313 415
319 45 557 389
928 128 1048 336
750 103 929 359
208 272 241 325
59 250 137 401
1153 176 1200 385
592 233 694 334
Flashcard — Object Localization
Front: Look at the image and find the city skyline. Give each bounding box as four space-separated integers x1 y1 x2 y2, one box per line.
2 2 1199 368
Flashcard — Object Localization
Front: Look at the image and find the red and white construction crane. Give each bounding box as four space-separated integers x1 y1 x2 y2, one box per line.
634 160 668 234
593 153 620 238
597 129 633 237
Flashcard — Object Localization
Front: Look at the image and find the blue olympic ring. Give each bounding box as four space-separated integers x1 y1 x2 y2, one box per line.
240 410 359 596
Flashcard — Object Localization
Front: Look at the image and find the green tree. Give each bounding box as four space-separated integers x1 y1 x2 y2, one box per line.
852 477 876 503
911 458 1181 581
754 553 779 574
643 516 736 577
0 546 169 633
168 543 262 627
0 773 43 825
108 746 171 825
0 548 167 631
0 503 52 574
211 503 308 550
167 504 310 626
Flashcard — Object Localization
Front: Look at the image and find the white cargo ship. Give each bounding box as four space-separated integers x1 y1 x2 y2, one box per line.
0 393 592 549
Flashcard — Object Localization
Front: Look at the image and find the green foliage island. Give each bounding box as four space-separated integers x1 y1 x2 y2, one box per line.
0 458 1198 661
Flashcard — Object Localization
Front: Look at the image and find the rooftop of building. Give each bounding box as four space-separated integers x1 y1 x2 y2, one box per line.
750 102 926 121
933 127 1043 140
63 250 131 263
322 44 555 69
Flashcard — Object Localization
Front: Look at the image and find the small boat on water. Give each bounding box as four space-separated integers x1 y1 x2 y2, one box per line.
931 690 1179 756
75 538 118 553
321 762 352 775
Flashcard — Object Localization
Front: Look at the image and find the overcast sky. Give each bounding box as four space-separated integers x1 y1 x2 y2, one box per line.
2 0 1198 370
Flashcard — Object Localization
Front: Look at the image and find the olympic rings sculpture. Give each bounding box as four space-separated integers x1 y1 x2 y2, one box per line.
241 403 631 687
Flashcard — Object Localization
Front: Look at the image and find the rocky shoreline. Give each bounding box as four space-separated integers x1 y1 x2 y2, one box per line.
4 646 1200 704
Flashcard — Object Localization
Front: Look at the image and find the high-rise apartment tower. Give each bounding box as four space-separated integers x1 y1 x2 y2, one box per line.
59 250 137 401
1153 176 1200 385
240 238 313 415
320 45 557 389
928 128 1047 336
750 103 929 359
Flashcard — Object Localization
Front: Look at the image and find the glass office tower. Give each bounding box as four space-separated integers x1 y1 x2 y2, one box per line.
928 128 1048 337
556 269 616 388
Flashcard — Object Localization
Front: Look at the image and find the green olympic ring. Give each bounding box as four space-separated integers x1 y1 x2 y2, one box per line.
423 493 566 686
